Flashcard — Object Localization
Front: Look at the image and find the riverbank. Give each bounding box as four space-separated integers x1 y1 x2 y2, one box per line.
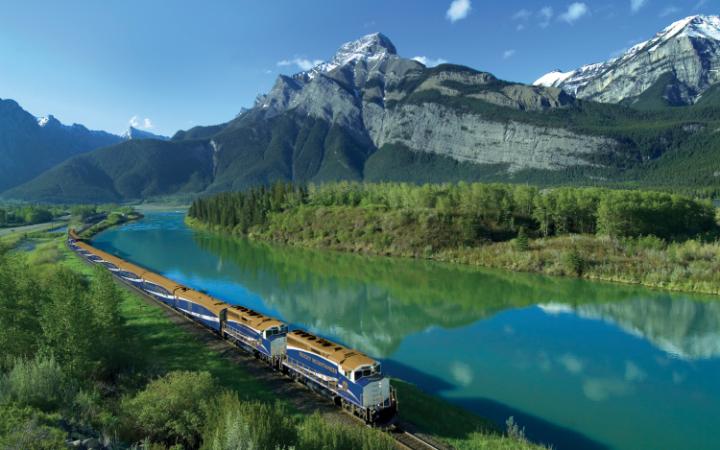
6 227 546 448
187 210 720 297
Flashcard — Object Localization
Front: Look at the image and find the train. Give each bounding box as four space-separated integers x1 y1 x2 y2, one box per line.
67 230 397 425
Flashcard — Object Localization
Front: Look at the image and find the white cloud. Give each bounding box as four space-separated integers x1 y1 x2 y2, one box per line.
659 6 680 17
630 0 648 13
539 6 554 28
412 56 448 67
503 49 516 59
512 8 532 21
559 2 589 24
446 0 471 23
277 58 323 72
128 115 154 130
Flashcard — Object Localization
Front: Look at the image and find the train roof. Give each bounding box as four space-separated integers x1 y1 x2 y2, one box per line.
288 329 376 372
175 287 229 315
141 270 184 293
75 242 124 268
226 305 286 332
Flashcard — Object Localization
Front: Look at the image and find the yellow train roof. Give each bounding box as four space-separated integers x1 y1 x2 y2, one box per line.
175 287 229 315
141 271 184 293
226 305 286 332
288 330 376 372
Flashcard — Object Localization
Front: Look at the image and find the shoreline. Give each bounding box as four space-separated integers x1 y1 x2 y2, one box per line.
185 215 720 298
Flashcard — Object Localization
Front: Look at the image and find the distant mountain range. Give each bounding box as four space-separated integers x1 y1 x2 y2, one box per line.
6 16 720 203
0 100 122 192
535 15 720 107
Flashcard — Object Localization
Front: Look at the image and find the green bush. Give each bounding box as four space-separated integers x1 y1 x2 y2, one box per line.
0 355 70 412
563 247 586 277
0 404 66 450
297 413 395 450
202 391 296 450
514 227 530 252
122 371 216 447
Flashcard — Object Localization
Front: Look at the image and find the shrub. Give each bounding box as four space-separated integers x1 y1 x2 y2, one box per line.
562 247 586 277
0 355 70 412
297 413 395 450
122 371 216 447
202 391 296 450
514 227 530 252
0 404 66 450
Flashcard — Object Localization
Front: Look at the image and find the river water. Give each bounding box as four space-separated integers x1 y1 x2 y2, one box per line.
93 212 720 450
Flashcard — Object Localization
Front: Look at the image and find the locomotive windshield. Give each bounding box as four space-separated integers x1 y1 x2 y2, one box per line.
353 363 381 381
265 325 288 337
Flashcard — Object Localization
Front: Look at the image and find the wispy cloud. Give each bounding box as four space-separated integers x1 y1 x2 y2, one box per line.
412 56 448 67
630 0 648 13
659 6 680 17
129 115 154 130
277 58 323 71
503 49 516 59
446 0 471 23
694 0 708 10
512 9 532 21
539 6 554 28
559 2 589 24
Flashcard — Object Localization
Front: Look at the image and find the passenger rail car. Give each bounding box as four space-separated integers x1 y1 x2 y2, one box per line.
66 230 397 425
222 305 288 365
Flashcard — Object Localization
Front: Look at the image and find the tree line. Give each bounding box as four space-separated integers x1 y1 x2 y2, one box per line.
189 181 718 241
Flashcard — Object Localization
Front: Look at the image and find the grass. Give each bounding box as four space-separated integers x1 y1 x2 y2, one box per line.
18 234 546 449
55 239 276 400
395 381 547 449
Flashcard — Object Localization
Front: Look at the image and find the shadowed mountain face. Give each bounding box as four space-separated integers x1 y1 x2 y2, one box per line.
0 99 122 192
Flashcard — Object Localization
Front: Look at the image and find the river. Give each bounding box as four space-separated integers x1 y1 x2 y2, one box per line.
92 212 720 450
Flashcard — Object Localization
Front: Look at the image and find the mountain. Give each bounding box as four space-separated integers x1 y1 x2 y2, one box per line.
0 99 122 192
122 126 169 141
535 15 720 107
10 30 720 202
4 139 212 203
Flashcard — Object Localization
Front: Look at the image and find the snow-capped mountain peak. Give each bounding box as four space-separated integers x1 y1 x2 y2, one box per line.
534 14 720 105
304 32 397 78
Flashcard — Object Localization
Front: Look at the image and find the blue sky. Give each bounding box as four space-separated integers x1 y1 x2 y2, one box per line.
0 0 716 136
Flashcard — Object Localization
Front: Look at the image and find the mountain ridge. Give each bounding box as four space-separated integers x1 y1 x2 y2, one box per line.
8 23 720 203
535 15 720 106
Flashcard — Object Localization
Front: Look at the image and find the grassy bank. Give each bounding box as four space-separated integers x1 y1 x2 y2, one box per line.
187 182 720 296
0 231 546 449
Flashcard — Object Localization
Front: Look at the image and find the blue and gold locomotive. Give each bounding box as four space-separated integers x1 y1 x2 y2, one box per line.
68 230 397 425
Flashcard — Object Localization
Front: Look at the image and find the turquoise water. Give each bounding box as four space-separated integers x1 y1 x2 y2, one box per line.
93 212 720 450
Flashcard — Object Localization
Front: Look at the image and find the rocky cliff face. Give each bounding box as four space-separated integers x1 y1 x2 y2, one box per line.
375 103 610 172
250 33 610 174
535 15 720 105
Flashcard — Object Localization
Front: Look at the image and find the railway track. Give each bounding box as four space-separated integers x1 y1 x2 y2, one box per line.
391 426 445 450
68 240 451 450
